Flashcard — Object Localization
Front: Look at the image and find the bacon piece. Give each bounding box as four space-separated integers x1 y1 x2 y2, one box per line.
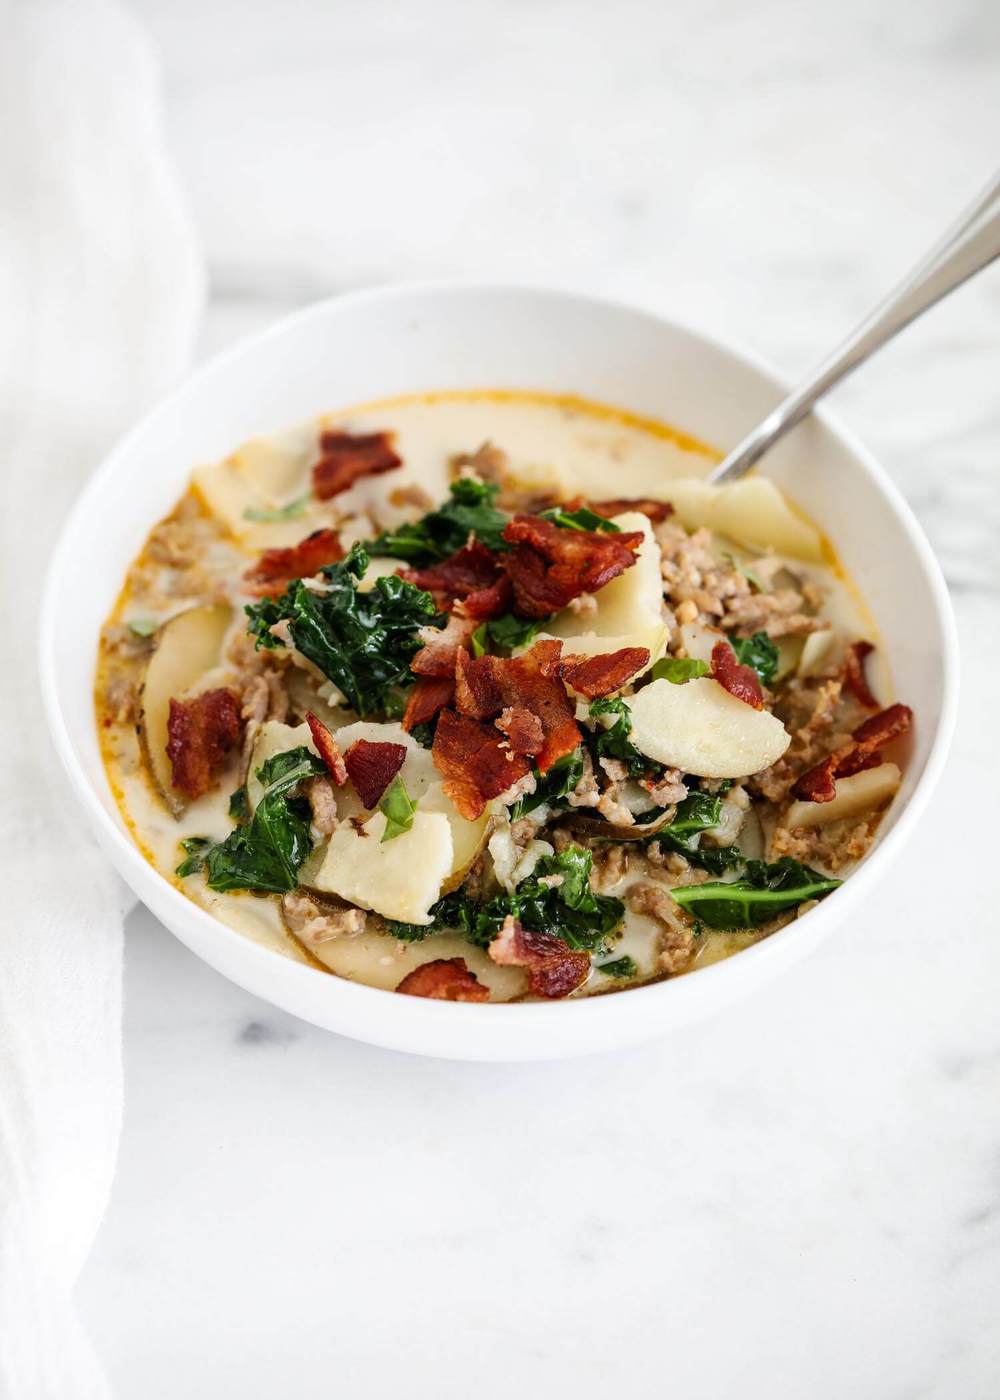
396 958 490 1002
791 702 913 803
343 739 407 809
402 677 454 732
842 640 879 709
402 540 513 621
432 710 530 820
166 688 242 799
588 497 674 524
496 706 545 756
710 640 764 709
244 528 343 596
488 916 590 1000
502 514 644 618
312 429 402 500
410 614 475 678
559 646 650 700
454 639 581 773
305 712 347 786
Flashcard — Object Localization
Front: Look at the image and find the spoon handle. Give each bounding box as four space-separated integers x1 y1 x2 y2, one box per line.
707 170 1000 485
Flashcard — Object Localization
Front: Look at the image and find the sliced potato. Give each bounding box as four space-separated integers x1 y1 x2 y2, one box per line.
420 781 491 892
785 762 901 830
192 426 327 550
312 810 454 924
332 720 438 820
548 511 665 641
245 720 318 811
626 677 790 778
138 604 233 815
660 477 823 562
797 628 837 678
680 620 725 665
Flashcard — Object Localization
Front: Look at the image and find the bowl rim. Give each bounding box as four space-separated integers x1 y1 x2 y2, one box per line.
39 278 960 1047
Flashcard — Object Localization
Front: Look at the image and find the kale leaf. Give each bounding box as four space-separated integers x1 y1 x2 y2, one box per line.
588 697 662 780
383 845 624 954
177 746 325 894
245 543 443 717
597 955 637 979
645 790 744 875
509 748 584 819
728 631 780 686
364 478 509 562
670 857 841 930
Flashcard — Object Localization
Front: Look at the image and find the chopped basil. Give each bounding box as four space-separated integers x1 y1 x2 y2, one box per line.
540 505 621 534
243 493 310 523
470 623 488 657
379 775 416 842
650 656 710 684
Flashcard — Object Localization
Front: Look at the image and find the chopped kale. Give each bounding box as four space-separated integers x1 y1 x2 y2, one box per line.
670 857 841 930
383 845 624 955
245 543 443 717
176 746 325 894
727 631 780 687
650 656 710 684
588 697 662 780
539 505 621 534
364 477 509 562
228 785 249 822
597 956 637 979
408 720 437 750
646 790 743 875
509 748 584 819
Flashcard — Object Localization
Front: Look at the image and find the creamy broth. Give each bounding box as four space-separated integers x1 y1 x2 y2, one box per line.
97 391 897 1002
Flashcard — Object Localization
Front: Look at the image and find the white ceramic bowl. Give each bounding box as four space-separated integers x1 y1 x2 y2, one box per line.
40 283 958 1061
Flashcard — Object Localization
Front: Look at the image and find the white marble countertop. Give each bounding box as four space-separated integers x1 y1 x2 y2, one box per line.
79 1 1000 1394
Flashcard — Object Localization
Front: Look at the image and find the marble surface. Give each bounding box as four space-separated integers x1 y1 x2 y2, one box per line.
78 1 1000 1394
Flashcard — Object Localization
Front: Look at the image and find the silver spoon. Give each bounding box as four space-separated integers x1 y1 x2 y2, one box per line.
708 170 1000 485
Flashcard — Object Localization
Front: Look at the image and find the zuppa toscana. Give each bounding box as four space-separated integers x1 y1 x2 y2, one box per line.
96 391 912 1002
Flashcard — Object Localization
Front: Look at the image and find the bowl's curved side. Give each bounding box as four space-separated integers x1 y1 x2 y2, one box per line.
40 281 958 1060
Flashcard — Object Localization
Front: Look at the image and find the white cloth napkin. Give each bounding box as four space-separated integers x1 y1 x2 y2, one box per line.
0 2 202 1395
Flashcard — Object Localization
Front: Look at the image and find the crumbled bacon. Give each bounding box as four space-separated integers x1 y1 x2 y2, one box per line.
305 712 347 786
710 640 764 709
588 497 674 524
166 688 242 799
244 528 343 596
496 706 545 756
488 915 590 999
559 647 650 700
402 540 512 621
502 514 644 618
311 429 402 500
791 702 913 803
432 710 530 820
842 640 879 709
396 958 490 1002
343 739 407 809
410 614 476 678
454 639 581 774
402 677 454 732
